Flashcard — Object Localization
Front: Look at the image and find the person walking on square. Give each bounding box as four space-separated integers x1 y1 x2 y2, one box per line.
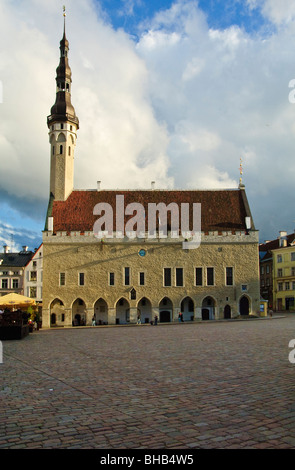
92 315 96 326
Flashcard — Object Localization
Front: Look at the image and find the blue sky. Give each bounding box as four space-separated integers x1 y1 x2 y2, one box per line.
98 0 268 35
0 0 295 251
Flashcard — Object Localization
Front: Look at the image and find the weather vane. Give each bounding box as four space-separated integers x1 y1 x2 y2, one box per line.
239 157 243 185
63 5 66 17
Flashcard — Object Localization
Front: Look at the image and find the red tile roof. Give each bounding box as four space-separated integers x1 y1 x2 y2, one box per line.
50 189 252 233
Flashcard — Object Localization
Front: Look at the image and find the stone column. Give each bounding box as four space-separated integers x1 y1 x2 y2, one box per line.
174 307 181 322
86 308 93 326
129 307 138 324
195 307 202 320
152 306 159 323
108 307 116 325
42 308 50 328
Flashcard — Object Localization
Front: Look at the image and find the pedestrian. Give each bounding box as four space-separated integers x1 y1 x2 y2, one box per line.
269 309 273 318
137 314 141 324
92 315 96 326
154 315 158 325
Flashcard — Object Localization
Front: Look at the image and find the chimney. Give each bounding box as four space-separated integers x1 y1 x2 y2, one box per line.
151 181 155 190
3 245 9 254
48 217 53 232
279 231 287 247
97 181 101 191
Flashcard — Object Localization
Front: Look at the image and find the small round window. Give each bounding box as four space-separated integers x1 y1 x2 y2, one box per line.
138 249 146 257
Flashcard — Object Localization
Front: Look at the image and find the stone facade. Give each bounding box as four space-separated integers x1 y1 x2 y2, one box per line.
42 230 260 327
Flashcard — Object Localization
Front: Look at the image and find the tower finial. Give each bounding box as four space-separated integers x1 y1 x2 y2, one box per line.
239 157 244 188
63 5 66 17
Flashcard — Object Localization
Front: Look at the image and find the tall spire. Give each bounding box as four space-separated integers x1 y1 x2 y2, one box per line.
47 7 79 202
47 6 79 128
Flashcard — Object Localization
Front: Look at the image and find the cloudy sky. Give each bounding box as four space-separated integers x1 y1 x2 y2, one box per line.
0 0 294 251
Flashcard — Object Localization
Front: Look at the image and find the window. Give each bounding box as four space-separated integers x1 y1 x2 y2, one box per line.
139 272 145 286
293 282 295 290
61 123 64 129
12 279 19 289
33 261 37 267
124 267 130 286
291 252 295 261
195 267 203 286
226 267 233 286
207 267 214 286
285 282 290 291
30 287 36 298
278 282 283 291
260 266 264 275
176 268 183 286
1 279 8 289
292 267 295 276
266 265 270 274
60 273 65 286
278 268 283 278
30 271 37 281
59 145 63 154
79 273 85 286
109 272 115 286
130 288 136 300
164 268 171 287
277 254 282 263
68 146 71 156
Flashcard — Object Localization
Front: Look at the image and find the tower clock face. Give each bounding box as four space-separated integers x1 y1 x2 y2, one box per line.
138 249 146 257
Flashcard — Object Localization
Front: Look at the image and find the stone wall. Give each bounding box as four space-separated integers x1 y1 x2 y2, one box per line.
42 230 260 327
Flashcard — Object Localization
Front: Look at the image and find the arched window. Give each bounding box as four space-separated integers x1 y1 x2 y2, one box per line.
60 145 63 154
68 146 71 156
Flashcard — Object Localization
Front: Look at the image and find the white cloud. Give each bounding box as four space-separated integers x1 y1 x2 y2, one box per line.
0 0 295 242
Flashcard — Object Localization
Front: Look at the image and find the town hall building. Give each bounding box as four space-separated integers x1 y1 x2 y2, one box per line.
41 16 260 328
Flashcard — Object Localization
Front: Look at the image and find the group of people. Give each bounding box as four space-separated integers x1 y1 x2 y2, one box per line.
137 315 158 325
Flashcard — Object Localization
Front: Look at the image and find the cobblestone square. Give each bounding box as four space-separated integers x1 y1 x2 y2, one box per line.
1 316 295 449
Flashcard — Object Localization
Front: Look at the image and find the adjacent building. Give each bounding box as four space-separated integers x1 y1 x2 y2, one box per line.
42 18 261 328
24 244 43 303
271 232 295 312
0 245 34 297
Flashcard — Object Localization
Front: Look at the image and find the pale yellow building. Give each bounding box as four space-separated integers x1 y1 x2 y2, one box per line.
42 20 260 328
272 231 295 311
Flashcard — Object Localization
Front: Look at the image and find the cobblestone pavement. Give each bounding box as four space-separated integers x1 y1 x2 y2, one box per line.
1 315 295 449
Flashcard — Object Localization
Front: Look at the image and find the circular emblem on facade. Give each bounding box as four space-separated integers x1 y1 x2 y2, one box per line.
138 249 146 257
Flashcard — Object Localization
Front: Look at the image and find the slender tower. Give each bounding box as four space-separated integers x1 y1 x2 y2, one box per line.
47 7 79 201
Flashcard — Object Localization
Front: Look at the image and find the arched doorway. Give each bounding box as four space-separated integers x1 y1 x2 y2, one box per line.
159 297 173 322
72 298 86 325
240 296 250 316
137 297 152 323
50 299 65 327
94 298 108 325
202 296 215 320
116 298 130 324
224 304 231 319
180 297 194 321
